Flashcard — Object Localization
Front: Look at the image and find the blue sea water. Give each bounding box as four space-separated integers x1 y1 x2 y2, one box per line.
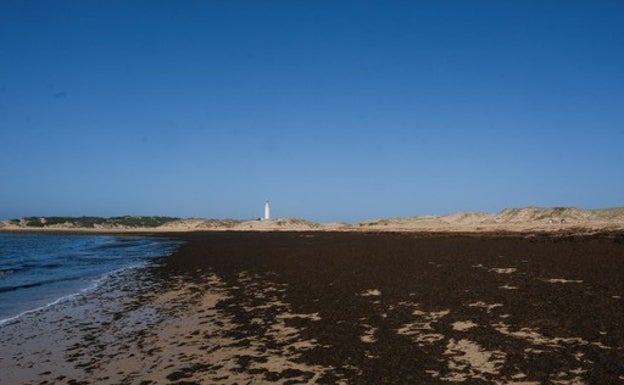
0 233 182 323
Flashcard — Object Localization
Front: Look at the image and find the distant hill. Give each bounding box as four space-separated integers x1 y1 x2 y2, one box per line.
0 216 245 231
354 207 624 232
1 207 624 233
2 216 182 229
480 207 624 224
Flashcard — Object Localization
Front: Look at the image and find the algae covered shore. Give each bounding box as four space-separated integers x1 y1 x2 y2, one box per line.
1 231 624 384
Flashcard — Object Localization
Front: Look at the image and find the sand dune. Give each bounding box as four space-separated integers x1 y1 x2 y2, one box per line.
1 207 624 233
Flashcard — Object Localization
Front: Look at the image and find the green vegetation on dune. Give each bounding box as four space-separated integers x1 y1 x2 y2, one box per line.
203 218 241 228
24 217 46 227
15 216 180 228
108 216 180 227
275 218 319 227
4 216 249 229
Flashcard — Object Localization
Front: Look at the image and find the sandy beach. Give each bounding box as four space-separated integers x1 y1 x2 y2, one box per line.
1 231 624 384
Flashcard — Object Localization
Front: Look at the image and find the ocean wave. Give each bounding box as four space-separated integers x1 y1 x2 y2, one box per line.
0 275 83 293
19 262 62 270
93 239 147 250
0 269 16 276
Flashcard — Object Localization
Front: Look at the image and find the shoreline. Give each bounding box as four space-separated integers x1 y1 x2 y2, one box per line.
0 263 156 327
0 234 184 328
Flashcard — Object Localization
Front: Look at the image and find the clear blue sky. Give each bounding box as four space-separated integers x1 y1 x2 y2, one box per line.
1 1 623 222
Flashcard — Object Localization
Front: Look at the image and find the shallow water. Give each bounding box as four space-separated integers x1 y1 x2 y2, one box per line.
0 233 182 322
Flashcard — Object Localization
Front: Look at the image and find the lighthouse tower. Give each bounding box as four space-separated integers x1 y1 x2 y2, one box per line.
264 201 271 220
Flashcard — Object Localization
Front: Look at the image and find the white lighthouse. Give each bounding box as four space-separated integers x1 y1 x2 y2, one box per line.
264 201 271 220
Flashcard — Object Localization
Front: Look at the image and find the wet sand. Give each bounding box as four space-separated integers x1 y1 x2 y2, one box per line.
1 232 624 384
